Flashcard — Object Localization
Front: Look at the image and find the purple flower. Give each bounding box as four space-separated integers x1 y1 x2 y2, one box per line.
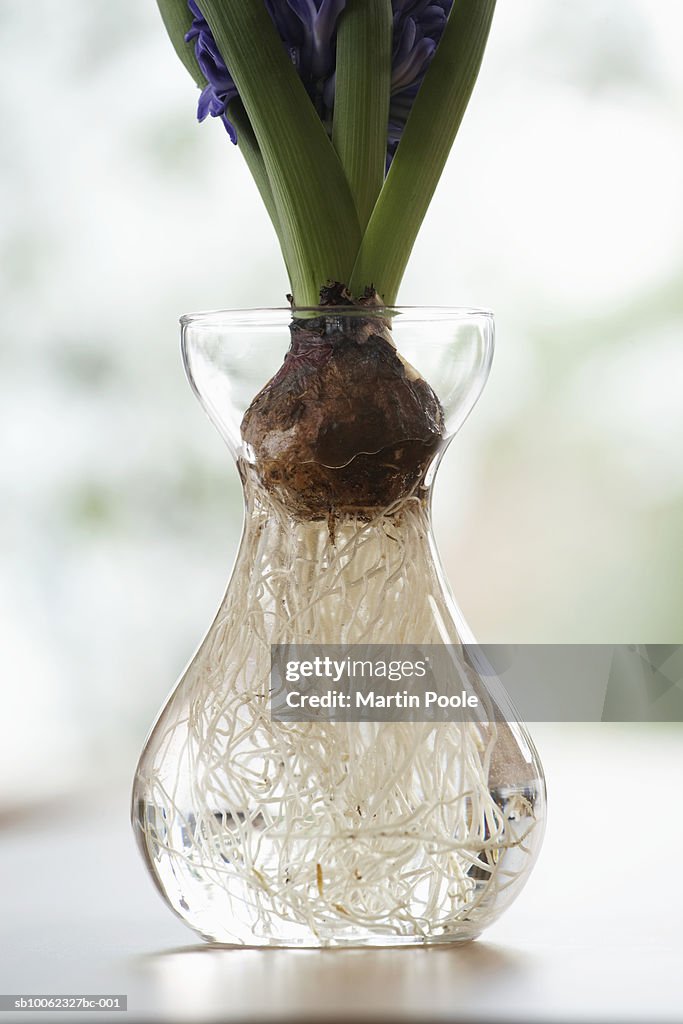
264 0 348 130
185 0 346 141
389 1 453 165
185 0 239 140
185 0 453 164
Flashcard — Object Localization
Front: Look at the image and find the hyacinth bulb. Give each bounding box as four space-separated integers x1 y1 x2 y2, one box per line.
132 307 546 946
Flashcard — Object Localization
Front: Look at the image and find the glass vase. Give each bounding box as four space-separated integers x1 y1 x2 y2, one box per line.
132 306 546 946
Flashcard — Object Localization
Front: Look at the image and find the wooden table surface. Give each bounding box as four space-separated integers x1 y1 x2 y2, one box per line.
1 725 681 1022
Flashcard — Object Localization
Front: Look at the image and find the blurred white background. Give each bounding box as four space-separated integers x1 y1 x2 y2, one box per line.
1 0 682 808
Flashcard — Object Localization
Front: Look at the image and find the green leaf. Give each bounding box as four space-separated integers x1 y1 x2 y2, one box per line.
156 0 205 88
333 0 393 232
349 0 497 304
199 0 361 305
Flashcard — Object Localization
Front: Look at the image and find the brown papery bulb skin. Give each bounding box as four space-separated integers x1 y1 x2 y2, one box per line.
241 310 445 520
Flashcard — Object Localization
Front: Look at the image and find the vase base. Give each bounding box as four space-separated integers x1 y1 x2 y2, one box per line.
197 932 483 949
134 773 544 951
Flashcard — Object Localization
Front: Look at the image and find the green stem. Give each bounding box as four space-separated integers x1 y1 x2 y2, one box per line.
199 0 361 305
350 0 497 303
332 0 393 232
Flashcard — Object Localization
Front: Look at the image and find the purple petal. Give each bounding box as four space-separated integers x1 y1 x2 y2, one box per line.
392 37 435 91
286 0 318 26
266 0 307 45
221 113 238 144
311 0 348 77
196 85 215 122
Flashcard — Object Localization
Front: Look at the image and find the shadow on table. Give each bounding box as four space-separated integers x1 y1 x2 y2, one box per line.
136 940 530 1021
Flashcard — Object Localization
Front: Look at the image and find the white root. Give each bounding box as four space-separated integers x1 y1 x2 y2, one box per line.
137 469 540 941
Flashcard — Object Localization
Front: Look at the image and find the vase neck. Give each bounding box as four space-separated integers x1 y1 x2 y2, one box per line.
239 458 435 529
223 463 463 648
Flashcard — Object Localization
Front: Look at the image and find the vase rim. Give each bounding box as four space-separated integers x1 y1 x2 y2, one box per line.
180 305 494 329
